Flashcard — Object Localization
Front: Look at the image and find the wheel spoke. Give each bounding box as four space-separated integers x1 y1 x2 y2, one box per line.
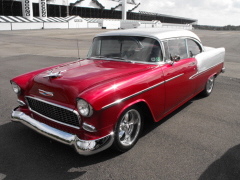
123 112 129 122
124 131 130 141
119 130 125 139
128 116 137 125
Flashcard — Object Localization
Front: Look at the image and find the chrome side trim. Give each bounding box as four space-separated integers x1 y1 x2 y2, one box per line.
25 96 80 129
165 73 184 82
102 73 184 110
189 62 223 79
11 108 114 156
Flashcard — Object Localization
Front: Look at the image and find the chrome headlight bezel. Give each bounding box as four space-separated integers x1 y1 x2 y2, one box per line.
77 99 93 117
11 81 21 95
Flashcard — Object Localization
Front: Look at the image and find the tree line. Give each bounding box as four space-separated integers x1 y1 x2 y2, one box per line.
193 25 240 31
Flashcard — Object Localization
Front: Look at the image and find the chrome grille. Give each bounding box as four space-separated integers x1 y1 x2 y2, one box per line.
26 96 80 128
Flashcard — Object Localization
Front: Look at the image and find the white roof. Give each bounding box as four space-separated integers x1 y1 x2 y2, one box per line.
96 28 201 42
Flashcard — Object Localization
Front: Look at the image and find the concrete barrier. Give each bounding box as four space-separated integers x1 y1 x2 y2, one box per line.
43 22 68 29
12 22 43 30
0 23 11 30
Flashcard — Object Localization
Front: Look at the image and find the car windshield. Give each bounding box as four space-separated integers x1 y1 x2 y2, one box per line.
88 36 163 63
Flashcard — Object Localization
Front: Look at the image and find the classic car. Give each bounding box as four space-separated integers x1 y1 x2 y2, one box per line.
11 28 225 155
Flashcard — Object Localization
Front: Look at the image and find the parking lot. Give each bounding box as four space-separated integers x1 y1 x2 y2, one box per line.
0 29 239 180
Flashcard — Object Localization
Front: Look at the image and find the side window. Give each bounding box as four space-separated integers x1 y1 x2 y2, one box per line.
163 41 170 60
187 39 202 57
167 39 188 60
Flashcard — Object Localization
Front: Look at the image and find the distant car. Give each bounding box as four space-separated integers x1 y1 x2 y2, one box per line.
11 28 225 155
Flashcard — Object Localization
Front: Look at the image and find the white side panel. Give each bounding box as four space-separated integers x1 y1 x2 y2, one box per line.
0 23 11 30
12 22 43 30
195 47 225 73
43 22 68 29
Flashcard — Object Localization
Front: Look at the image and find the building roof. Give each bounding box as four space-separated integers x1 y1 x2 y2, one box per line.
0 16 79 23
96 28 201 41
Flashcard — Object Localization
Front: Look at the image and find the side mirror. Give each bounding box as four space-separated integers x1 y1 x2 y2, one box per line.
172 55 181 62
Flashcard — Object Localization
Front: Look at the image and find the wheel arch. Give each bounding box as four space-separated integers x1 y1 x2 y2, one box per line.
116 99 155 126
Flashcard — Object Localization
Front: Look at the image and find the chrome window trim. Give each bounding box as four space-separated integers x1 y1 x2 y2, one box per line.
189 62 223 79
25 96 81 129
87 57 165 65
102 73 184 110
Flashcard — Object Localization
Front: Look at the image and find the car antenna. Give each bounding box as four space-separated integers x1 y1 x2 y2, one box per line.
77 39 80 60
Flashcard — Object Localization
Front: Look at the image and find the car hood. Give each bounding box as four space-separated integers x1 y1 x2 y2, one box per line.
28 59 156 106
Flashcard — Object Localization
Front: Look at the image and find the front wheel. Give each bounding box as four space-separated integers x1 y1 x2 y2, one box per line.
113 106 143 152
201 75 215 97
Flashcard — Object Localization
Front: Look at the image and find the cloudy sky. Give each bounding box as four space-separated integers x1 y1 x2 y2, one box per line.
139 0 240 26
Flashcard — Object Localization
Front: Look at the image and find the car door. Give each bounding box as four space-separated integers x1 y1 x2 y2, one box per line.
161 38 198 114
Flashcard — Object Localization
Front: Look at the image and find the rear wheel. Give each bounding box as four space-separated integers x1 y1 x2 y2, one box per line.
201 76 215 97
113 106 143 152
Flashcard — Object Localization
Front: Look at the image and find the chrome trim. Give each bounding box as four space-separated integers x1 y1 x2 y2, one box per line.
189 62 223 79
87 57 164 65
221 67 225 73
25 96 80 129
83 122 97 132
165 73 184 82
11 107 114 156
102 73 184 110
17 99 26 106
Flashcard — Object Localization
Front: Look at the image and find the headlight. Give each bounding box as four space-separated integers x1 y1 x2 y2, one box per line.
77 99 93 117
11 81 21 95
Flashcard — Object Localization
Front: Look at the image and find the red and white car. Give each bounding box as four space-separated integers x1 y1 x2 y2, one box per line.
11 28 225 155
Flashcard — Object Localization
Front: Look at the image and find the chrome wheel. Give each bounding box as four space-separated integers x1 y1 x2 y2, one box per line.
201 75 215 97
118 109 141 146
206 76 214 94
113 106 143 152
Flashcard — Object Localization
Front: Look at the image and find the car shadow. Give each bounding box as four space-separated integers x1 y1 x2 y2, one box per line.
0 122 120 180
0 95 204 179
198 144 240 180
141 98 194 137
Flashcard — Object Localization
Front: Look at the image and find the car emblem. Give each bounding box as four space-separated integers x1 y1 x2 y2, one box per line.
39 89 54 97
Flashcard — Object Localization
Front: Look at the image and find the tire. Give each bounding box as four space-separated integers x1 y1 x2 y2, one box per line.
201 75 215 97
113 106 143 152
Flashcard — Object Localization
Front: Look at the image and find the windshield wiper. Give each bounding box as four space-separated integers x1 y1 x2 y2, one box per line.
110 57 126 60
88 55 108 59
110 57 134 63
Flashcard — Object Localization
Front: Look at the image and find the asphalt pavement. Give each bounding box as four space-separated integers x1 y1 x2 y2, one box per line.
0 29 239 180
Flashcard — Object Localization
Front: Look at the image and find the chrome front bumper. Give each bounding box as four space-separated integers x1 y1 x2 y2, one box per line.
11 107 114 156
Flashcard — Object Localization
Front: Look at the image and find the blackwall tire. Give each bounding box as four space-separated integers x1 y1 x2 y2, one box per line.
113 106 143 153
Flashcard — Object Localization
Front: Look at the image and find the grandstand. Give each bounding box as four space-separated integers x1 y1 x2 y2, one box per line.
0 0 197 24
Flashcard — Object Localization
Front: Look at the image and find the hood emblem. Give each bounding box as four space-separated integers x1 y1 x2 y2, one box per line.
39 89 54 97
43 70 62 78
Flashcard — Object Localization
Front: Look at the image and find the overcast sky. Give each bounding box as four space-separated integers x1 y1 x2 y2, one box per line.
139 0 240 26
